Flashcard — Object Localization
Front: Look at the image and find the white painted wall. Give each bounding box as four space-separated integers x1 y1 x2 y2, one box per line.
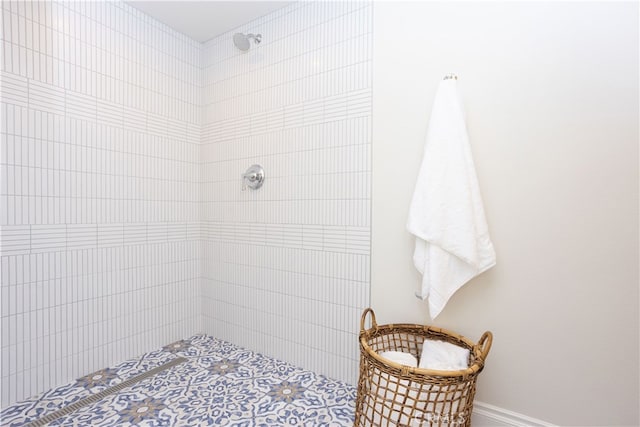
372 2 639 425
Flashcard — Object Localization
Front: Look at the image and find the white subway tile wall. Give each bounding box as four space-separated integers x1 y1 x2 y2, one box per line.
0 1 202 407
200 2 372 384
0 0 372 408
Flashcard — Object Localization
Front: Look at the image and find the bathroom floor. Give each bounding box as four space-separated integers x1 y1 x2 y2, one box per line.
0 335 356 426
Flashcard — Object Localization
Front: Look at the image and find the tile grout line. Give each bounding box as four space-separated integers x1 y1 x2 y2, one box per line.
25 356 187 427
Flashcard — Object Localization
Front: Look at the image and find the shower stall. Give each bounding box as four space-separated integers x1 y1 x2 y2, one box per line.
0 0 372 416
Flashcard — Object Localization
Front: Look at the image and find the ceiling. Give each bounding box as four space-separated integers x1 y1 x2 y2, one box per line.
126 1 292 43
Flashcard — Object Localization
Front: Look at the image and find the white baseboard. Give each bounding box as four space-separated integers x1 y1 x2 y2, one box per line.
472 401 555 426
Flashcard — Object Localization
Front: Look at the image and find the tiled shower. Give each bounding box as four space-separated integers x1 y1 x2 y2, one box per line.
0 0 372 410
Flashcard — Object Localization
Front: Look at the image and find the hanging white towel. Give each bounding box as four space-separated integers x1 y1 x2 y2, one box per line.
407 78 496 319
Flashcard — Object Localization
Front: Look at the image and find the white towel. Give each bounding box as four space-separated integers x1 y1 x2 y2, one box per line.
407 78 496 318
419 339 470 371
378 351 418 367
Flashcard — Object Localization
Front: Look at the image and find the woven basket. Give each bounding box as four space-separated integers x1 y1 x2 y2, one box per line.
354 308 492 427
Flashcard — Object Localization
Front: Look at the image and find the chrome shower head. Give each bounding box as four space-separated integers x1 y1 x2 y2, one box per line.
233 32 262 51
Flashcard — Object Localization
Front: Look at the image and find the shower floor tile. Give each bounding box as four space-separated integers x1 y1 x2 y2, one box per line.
0 335 356 426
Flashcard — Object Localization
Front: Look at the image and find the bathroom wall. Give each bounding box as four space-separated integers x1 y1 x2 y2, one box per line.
200 2 372 384
0 1 202 407
372 2 638 426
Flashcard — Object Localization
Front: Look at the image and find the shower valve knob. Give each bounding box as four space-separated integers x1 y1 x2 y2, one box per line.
241 165 264 191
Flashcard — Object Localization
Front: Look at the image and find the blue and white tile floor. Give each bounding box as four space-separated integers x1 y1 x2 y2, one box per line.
0 336 356 426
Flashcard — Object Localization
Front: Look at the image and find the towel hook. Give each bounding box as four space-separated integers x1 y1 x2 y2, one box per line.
443 74 458 80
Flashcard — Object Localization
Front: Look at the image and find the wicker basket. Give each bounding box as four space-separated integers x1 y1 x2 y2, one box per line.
354 308 492 427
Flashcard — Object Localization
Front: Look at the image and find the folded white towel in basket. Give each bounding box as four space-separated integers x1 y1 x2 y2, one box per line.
379 351 418 367
419 339 470 371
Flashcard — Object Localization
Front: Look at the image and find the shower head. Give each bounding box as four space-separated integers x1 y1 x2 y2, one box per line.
233 32 262 51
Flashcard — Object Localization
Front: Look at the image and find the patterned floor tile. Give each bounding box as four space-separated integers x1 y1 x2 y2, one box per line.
0 336 356 427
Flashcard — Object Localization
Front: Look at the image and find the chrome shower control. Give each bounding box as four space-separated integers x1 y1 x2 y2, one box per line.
242 164 264 190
